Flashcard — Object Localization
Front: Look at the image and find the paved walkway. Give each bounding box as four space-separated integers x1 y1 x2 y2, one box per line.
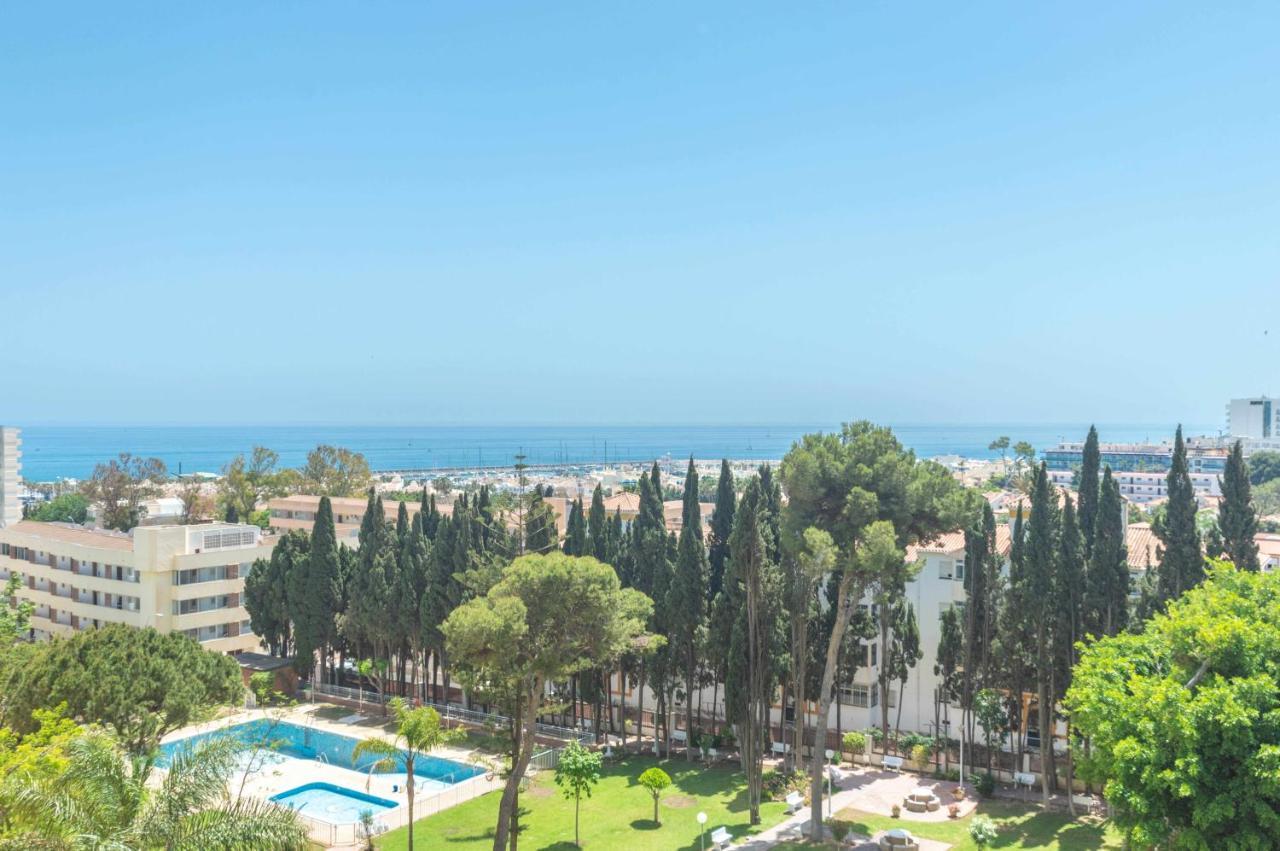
733 767 971 849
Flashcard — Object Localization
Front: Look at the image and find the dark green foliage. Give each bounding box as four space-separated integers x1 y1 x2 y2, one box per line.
564 497 588 556
708 459 736 604
1218 441 1259 572
668 459 709 755
26 493 90 524
1248 450 1280 485
244 546 293 658
588 484 608 562
1086 467 1130 636
524 496 559 555
1077 425 1101 555
5 625 242 753
1154 426 1205 604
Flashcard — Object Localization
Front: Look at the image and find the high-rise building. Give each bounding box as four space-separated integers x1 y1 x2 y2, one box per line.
1227 397 1280 440
0 427 21 528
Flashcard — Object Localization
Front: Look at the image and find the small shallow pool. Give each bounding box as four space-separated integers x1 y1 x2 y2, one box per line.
271 783 397 824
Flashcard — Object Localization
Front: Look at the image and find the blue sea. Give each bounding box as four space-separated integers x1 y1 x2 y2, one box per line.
13 423 1217 482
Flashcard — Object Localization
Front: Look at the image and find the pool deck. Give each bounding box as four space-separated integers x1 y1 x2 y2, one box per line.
162 703 505 848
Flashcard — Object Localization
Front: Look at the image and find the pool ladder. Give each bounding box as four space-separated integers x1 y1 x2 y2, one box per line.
316 753 330 765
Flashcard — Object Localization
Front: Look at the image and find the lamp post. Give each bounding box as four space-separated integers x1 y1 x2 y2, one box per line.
697 811 708 851
825 748 836 817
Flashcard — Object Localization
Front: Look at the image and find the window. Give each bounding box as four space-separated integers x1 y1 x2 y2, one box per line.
840 684 872 708
173 565 230 585
954 559 965 582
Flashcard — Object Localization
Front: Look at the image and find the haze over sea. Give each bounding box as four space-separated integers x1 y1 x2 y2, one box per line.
15 423 1220 482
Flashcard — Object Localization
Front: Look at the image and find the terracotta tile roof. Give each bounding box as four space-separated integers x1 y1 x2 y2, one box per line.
4 520 134 551
906 525 1013 561
602 493 641 513
1126 523 1160 569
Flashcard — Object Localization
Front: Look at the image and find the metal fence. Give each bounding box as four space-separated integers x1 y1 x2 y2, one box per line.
292 770 495 847
310 682 593 743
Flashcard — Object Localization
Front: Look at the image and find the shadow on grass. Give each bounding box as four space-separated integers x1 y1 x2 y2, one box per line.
629 819 661 830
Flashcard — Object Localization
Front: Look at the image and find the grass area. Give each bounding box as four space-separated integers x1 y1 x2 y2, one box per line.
375 754 788 850
831 800 1123 850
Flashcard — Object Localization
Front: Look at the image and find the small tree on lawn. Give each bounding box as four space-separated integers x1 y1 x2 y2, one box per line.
554 741 602 847
638 766 671 826
970 814 999 848
352 698 463 851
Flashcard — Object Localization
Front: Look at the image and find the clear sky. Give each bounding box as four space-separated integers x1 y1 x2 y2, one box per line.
3 3 1277 426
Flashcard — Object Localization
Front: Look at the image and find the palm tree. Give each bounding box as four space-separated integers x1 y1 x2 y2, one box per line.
352 698 463 851
2 730 307 850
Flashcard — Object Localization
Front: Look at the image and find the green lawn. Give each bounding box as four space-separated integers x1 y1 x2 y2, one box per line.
831 801 1123 850
375 754 788 850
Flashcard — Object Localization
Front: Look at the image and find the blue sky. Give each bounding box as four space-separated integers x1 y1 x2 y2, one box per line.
3 3 1277 426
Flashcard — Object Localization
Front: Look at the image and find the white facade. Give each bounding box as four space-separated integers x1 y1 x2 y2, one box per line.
0 427 20 528
1228 397 1280 441
0 520 270 654
611 530 1008 744
1048 468 1222 504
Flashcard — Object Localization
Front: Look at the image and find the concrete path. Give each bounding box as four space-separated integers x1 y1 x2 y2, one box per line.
732 767 965 849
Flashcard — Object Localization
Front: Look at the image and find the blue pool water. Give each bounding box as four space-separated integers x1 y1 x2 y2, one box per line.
271 783 397 822
159 719 483 784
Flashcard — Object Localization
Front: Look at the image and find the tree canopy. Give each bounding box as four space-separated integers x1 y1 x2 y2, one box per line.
1067 564 1280 848
3 625 242 754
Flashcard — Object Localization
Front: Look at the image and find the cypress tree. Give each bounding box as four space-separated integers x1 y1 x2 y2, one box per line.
1024 464 1060 803
564 496 587 556
1086 467 1129 636
960 499 997 764
1155 425 1204 604
308 496 341 682
708 459 736 605
1077 425 1101 555
1218 440 1259 571
668 459 709 759
396 499 409 541
588 484 608 561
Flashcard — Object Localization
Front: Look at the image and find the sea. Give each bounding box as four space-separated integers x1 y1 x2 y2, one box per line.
11 423 1219 483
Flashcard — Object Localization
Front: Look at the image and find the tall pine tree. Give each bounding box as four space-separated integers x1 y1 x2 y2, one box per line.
1218 440 1259 571
1155 425 1204 604
1023 464 1060 803
707 459 736 605
588 484 608 561
1077 425 1101 556
563 497 587 556
1086 467 1129 637
667 459 709 759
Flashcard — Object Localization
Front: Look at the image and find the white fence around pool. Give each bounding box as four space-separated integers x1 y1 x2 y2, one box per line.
293 769 493 847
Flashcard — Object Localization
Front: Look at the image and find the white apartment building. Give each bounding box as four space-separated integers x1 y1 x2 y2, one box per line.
0 520 271 654
612 527 1013 746
1 427 21 528
1047 468 1222 505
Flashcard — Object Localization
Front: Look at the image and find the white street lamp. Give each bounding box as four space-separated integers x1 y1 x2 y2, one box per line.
824 749 836 816
697 811 708 851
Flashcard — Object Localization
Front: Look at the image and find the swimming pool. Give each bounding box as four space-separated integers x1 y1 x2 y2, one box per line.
159 718 484 785
271 783 398 823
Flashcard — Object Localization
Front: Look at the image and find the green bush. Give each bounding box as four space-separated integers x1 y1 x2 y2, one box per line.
761 769 807 801
970 813 999 848
910 743 932 769
842 730 866 757
975 771 996 798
